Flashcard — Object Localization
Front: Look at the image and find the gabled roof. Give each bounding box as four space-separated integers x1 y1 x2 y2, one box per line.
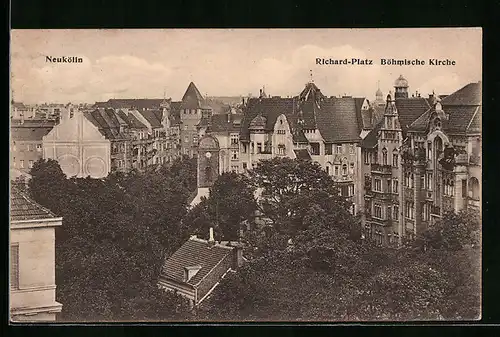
99 99 164 110
11 124 55 142
315 98 363 143
441 82 481 106
361 119 384 149
138 110 162 128
395 97 431 131
294 149 312 160
180 82 211 110
160 237 234 286
10 185 57 222
206 113 243 133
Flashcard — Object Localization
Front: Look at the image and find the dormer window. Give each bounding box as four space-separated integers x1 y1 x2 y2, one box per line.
183 265 202 282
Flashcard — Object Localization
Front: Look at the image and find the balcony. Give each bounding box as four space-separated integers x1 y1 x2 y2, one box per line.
371 164 392 175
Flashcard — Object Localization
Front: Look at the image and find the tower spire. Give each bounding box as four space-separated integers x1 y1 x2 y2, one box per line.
310 69 314 83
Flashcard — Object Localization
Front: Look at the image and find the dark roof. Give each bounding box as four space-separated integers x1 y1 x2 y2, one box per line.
395 97 431 131
206 113 242 133
409 82 482 135
361 119 384 149
180 82 210 110
139 110 163 128
315 98 362 143
99 99 164 110
441 82 481 106
10 186 57 222
294 149 312 160
160 237 234 286
11 124 55 142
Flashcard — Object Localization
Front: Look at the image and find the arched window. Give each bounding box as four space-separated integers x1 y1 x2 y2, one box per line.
469 177 480 200
342 164 347 175
392 150 399 167
382 148 388 165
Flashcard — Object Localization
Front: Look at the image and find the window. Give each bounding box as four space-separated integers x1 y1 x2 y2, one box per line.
382 148 388 165
387 206 392 220
334 165 339 176
393 206 399 221
427 142 432 160
348 184 354 196
462 179 467 198
184 125 188 130
326 166 330 174
20 160 24 168
230 133 239 145
243 162 248 170
13 158 16 168
393 152 399 167
349 162 354 175
364 151 370 164
29 160 34 168
27 144 33 151
277 145 285 155
36 144 42 152
184 135 190 143
374 178 381 192
336 145 342 154
393 179 399 193
325 144 333 155
427 173 433 191
342 164 348 176
257 143 262 154
341 185 349 197
349 145 354 154
405 202 414 219
231 165 238 172
277 130 286 135
310 143 320 155
374 204 382 218
410 174 414 188
231 150 239 160
10 244 19 289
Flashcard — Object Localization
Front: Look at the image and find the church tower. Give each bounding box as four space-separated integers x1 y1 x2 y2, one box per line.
190 135 220 208
394 75 409 99
374 81 384 106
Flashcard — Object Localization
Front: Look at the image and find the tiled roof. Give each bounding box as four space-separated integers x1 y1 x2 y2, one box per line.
240 97 312 141
354 98 367 129
468 106 481 133
10 186 57 222
315 98 362 143
361 119 384 149
441 82 481 106
100 99 164 110
180 82 211 110
125 113 148 129
294 149 312 160
395 97 431 131
160 237 233 286
206 113 242 133
139 110 163 128
11 124 55 142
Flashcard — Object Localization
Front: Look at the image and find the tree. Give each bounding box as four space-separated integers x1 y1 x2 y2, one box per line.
249 158 350 236
28 158 68 214
28 158 196 321
182 172 257 241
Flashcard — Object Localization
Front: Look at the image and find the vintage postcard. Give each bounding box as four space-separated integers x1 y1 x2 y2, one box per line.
10 28 481 322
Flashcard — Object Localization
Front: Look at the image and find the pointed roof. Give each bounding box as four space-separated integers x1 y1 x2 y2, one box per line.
180 82 210 110
11 185 57 222
441 81 481 106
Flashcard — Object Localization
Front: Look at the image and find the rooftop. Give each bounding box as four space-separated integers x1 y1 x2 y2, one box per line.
10 185 58 222
160 236 234 286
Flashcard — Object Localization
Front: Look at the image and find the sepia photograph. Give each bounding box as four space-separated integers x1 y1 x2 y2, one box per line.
9 28 481 323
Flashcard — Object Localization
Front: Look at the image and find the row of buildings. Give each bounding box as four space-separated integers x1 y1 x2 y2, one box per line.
10 82 240 179
191 75 481 246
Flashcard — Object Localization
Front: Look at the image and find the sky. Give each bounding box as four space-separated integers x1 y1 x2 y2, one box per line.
10 28 482 104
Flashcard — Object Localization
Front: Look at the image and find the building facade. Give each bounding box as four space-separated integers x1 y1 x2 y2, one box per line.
43 108 111 178
360 77 481 246
11 119 56 174
10 185 63 321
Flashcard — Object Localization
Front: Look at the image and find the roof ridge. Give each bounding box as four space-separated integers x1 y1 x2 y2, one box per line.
466 106 480 132
14 187 57 219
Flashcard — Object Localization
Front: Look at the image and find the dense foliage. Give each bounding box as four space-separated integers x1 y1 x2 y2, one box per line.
27 156 481 321
28 157 196 321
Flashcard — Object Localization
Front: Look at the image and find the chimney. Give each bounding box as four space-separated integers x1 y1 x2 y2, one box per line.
208 227 215 243
228 242 244 269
